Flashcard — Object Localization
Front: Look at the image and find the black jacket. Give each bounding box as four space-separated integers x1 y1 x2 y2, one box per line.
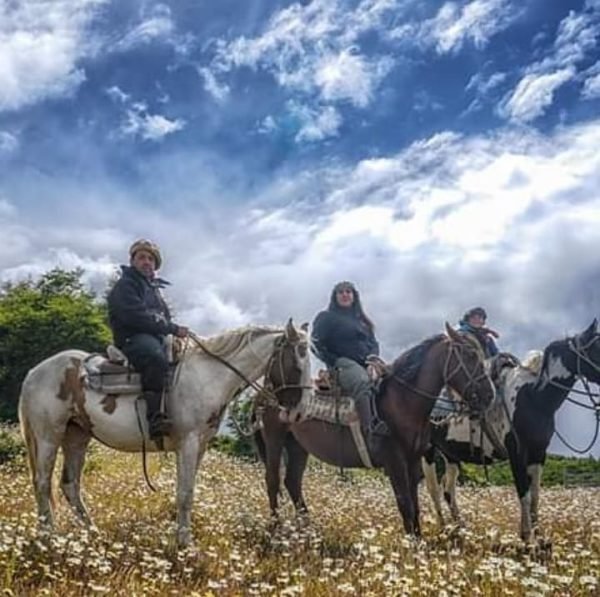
311 308 379 368
107 266 178 347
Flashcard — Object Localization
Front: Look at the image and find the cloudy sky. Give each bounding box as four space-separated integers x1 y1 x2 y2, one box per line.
2 0 600 455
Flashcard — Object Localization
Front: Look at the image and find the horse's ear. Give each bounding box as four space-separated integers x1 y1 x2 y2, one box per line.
285 318 299 342
300 321 309 332
445 321 461 342
581 318 598 341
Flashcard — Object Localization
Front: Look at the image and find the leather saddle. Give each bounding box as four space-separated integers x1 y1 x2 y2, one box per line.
82 336 182 395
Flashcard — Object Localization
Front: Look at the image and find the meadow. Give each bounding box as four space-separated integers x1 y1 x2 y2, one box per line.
0 428 598 596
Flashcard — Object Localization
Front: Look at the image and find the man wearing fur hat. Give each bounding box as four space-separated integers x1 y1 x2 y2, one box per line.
107 239 188 443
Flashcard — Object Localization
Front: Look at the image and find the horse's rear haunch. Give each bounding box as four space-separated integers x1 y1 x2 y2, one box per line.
18 320 311 547
257 323 495 536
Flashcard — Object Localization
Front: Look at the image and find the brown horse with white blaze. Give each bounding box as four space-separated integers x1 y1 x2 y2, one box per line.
255 323 495 536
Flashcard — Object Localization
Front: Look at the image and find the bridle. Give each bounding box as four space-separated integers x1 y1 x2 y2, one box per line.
544 332 600 454
187 330 310 409
442 337 491 412
391 336 491 415
262 334 313 406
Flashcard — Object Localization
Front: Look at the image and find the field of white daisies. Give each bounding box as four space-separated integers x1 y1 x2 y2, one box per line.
0 426 598 596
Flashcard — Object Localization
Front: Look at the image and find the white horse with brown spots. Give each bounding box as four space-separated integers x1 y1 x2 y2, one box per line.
18 320 310 547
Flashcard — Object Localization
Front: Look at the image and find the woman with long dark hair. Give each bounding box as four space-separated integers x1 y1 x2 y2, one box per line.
311 281 381 451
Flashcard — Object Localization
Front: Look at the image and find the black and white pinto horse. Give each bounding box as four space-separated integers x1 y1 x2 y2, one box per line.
423 320 600 542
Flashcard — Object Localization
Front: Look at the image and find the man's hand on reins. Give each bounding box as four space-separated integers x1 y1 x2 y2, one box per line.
175 325 189 338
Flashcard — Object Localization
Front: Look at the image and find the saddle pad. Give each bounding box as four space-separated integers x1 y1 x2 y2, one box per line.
430 388 461 420
83 354 142 395
301 390 358 426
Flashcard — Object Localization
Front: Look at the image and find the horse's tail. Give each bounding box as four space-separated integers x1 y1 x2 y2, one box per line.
19 387 56 514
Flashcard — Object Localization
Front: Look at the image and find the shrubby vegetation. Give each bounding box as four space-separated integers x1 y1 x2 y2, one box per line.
0 425 25 466
0 268 111 421
461 454 600 487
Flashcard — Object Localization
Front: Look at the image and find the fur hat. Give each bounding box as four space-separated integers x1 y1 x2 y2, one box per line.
462 306 487 323
129 239 162 269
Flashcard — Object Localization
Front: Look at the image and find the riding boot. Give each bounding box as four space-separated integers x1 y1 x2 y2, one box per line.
354 396 383 455
143 390 172 445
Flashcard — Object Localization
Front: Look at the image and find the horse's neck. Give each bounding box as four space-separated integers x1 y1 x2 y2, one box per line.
532 346 576 414
223 331 278 385
414 341 447 405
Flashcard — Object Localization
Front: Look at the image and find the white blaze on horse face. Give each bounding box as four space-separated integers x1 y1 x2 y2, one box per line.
297 335 312 406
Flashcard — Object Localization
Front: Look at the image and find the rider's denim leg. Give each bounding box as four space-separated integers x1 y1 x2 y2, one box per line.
335 357 371 403
121 333 168 392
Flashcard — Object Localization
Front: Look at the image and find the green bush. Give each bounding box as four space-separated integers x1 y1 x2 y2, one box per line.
0 425 25 465
460 454 600 487
0 268 111 422
210 389 258 460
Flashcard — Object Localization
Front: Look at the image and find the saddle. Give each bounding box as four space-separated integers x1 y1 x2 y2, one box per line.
299 362 388 468
83 336 183 395
304 370 358 425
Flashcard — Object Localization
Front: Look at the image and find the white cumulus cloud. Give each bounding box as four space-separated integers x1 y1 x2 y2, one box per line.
0 0 107 112
120 104 185 141
205 0 403 138
428 0 520 54
499 68 575 123
500 2 600 122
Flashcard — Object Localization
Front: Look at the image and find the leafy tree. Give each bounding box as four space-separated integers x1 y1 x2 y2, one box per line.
0 268 111 421
209 387 259 459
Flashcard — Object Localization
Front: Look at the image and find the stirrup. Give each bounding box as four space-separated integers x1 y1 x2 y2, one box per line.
148 413 172 440
370 419 389 436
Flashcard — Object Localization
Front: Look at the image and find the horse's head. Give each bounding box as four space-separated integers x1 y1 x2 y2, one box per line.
265 318 312 411
444 322 496 414
568 319 600 384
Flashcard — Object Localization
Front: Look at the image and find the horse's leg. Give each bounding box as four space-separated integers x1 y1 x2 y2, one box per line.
443 462 461 523
528 460 544 536
175 433 202 547
263 428 286 519
283 434 309 515
384 446 415 535
34 438 60 529
60 423 92 526
506 434 533 542
409 459 422 536
422 451 444 527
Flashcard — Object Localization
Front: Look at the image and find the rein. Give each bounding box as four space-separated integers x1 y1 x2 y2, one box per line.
547 335 600 454
389 336 486 415
189 329 311 417
187 331 280 407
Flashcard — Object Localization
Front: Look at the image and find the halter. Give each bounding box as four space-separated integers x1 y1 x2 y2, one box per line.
391 335 490 415
546 333 600 454
187 330 309 409
261 334 313 403
442 337 490 413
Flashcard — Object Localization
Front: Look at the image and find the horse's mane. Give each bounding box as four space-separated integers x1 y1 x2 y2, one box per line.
390 334 446 383
193 325 284 358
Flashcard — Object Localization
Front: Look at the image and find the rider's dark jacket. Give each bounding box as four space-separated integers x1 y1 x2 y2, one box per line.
311 308 379 368
107 265 178 347
458 322 499 358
